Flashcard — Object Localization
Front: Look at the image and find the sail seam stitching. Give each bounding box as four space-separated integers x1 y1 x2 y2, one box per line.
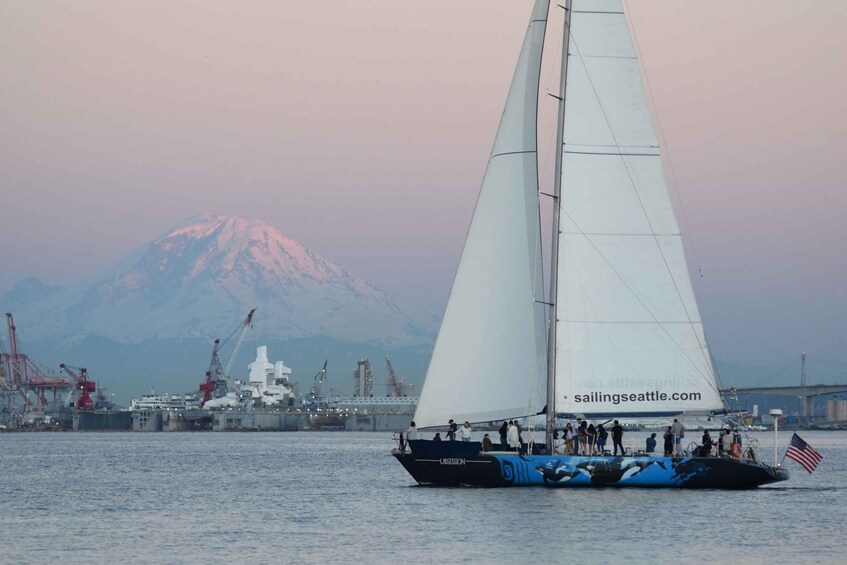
561 320 703 324
561 232 681 236
564 151 658 156
491 150 536 158
572 55 636 60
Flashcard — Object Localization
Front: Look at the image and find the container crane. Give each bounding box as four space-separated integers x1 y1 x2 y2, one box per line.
199 308 257 406
59 364 96 410
5 313 72 411
385 356 403 397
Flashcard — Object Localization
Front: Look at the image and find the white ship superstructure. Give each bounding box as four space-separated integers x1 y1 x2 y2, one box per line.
130 391 201 411
245 346 296 407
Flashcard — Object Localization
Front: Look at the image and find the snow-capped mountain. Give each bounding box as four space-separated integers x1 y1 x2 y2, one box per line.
5 215 438 346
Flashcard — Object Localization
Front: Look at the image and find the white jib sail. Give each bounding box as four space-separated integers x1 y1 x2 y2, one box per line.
413 0 550 429
554 0 723 416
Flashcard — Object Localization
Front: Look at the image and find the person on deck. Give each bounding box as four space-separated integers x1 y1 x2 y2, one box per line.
646 433 657 454
701 429 713 456
507 420 520 451
671 419 685 455
722 428 733 457
663 426 674 456
578 420 588 455
732 429 742 450
498 421 508 450
459 421 472 442
587 423 597 455
482 433 493 452
405 421 420 441
612 420 625 456
572 419 583 455
596 424 608 454
433 432 442 441
447 419 457 441
564 422 575 454
717 429 726 456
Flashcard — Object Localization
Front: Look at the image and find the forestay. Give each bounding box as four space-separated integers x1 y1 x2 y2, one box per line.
554 0 723 416
413 0 550 429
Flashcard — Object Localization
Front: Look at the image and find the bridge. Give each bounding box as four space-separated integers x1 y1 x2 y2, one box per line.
720 384 847 420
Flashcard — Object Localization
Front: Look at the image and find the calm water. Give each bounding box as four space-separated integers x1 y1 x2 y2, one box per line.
1 430 845 564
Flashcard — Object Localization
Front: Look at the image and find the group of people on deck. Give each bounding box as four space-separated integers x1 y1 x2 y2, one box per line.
555 419 626 456
659 418 687 456
402 418 746 459
697 427 744 458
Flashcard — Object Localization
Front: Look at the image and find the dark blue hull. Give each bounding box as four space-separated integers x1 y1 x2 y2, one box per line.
394 440 788 489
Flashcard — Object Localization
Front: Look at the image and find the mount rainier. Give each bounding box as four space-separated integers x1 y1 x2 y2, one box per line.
1 215 439 399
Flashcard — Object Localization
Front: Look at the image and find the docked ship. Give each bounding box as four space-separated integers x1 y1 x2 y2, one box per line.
130 391 202 411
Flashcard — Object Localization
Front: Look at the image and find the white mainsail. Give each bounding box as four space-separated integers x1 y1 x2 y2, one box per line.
413 0 550 429
554 0 723 416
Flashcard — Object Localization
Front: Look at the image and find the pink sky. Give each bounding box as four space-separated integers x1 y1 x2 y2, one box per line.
1 0 845 381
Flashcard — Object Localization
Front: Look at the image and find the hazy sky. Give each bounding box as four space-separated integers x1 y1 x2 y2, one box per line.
2 1 845 384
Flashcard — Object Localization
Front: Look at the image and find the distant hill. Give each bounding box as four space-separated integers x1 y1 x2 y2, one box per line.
1 215 439 401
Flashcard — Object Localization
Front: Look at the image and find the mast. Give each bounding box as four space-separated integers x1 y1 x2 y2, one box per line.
546 0 572 450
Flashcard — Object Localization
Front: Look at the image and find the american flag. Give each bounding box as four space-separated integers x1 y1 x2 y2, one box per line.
785 433 823 474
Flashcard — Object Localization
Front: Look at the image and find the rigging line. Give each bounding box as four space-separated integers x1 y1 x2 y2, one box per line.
559 207 722 396
566 26 715 384
703 335 727 397
623 0 704 277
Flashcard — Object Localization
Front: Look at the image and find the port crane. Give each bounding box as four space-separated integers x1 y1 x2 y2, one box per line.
199 308 257 405
59 364 97 410
302 360 328 411
310 360 328 396
3 313 72 411
385 356 403 397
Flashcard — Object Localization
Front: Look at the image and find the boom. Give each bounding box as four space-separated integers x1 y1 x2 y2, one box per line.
198 308 257 405
222 308 257 377
310 361 328 395
386 357 403 397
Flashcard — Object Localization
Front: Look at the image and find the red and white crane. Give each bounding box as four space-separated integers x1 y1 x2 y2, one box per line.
59 364 96 410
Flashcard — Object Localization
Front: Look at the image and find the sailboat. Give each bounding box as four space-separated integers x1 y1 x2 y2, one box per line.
393 0 789 488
